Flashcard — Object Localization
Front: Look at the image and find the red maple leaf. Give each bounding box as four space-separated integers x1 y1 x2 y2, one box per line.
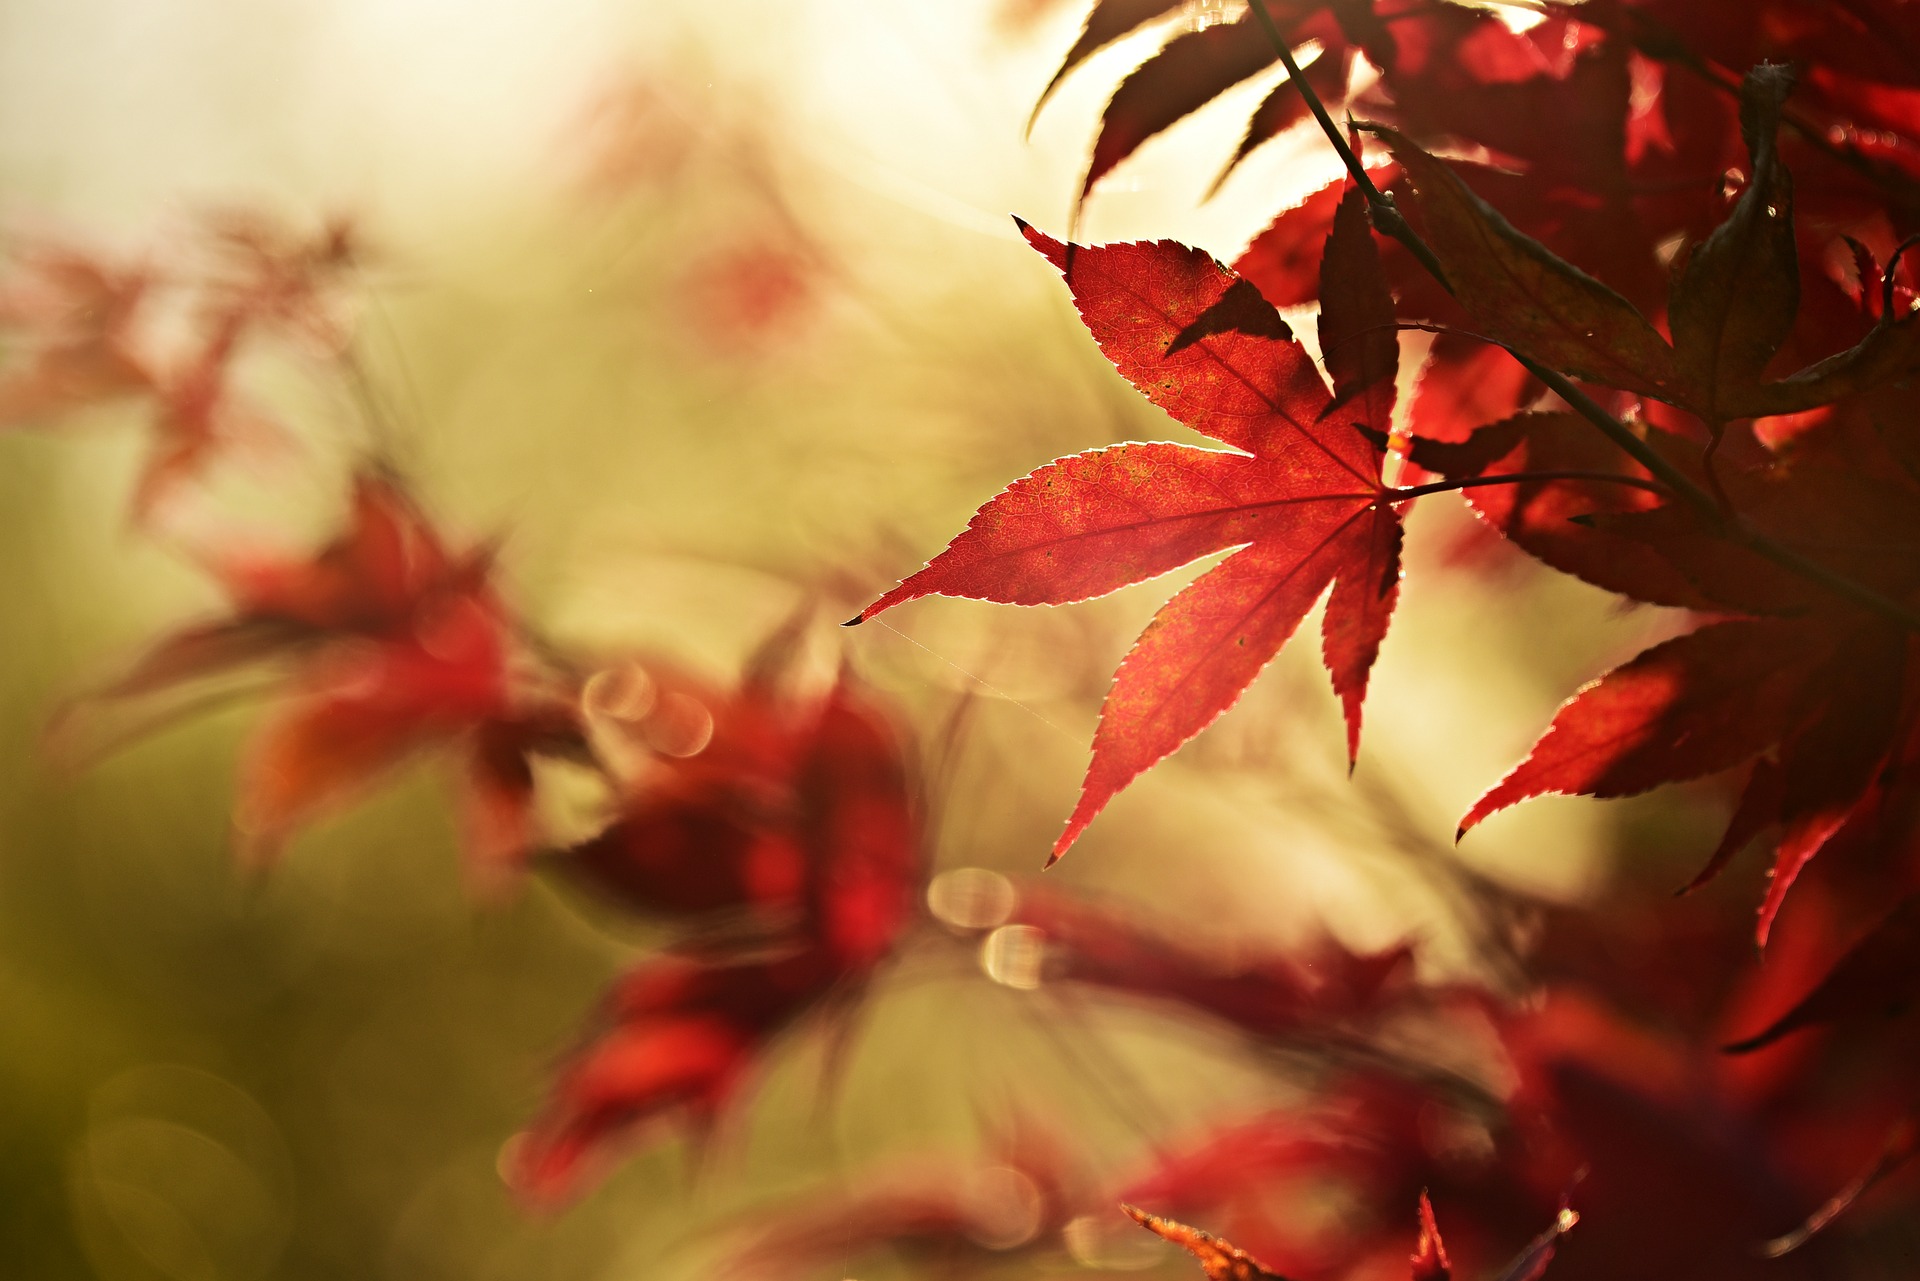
1010 883 1416 1040
1445 412 1920 945
857 190 1401 862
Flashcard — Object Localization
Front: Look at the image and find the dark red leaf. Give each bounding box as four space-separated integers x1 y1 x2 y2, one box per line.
1460 619 1838 838
1668 65 1800 420
1726 891 1920 1052
1755 634 1906 945
1211 49 1349 195
1679 756 1783 894
1030 0 1184 126
1417 412 1720 610
1376 128 1681 402
1082 16 1277 202
1317 186 1399 432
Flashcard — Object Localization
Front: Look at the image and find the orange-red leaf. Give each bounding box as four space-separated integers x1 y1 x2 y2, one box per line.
861 225 1399 861
1411 1192 1450 1281
1121 1204 1291 1280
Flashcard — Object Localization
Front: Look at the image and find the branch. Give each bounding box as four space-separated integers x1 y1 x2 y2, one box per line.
1391 471 1673 501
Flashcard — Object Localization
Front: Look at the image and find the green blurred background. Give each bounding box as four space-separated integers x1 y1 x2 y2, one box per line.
0 1 1705 1276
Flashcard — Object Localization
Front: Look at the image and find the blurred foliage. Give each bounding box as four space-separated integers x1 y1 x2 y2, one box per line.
0 2 1706 1278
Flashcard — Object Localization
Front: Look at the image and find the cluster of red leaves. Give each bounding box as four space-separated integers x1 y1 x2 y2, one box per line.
100 467 927 1205
0 213 356 521
850 0 1920 1265
508 645 925 1203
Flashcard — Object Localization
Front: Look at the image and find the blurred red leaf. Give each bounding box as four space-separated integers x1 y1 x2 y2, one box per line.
509 949 835 1205
1760 1113 1920 1258
1013 885 1416 1040
566 665 920 970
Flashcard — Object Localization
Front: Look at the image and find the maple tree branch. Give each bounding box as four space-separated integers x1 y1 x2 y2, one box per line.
1391 471 1672 501
1397 466 1920 634
1248 1 1450 288
1733 536 1920 630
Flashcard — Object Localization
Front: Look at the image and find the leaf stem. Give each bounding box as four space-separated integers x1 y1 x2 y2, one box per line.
1509 354 1722 510
1734 535 1920 630
1248 1 1920 635
1391 471 1671 501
